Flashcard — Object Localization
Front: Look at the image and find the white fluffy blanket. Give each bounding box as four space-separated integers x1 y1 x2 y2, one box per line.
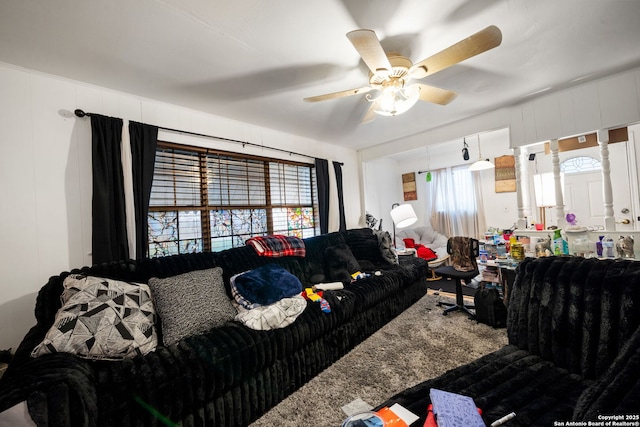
234 294 307 330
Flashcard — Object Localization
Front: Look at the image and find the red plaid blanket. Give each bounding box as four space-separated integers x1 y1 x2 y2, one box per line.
246 235 306 257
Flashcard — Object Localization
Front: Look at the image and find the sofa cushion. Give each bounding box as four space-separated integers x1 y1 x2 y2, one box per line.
377 345 591 426
31 274 158 360
343 228 385 264
148 267 236 346
325 243 361 282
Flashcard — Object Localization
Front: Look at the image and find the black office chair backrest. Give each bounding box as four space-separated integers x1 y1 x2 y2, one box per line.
447 236 479 272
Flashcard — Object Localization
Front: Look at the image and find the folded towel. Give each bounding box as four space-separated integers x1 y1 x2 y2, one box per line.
246 235 306 257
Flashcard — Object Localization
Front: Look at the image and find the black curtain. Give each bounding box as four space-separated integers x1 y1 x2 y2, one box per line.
315 158 329 234
333 161 346 232
129 121 158 259
91 114 128 264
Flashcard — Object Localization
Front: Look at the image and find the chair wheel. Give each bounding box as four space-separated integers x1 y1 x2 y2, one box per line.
442 312 448 316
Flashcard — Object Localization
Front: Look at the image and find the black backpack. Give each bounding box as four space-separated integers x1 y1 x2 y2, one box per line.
474 288 507 328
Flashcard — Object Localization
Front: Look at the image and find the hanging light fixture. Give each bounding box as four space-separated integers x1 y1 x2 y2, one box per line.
469 134 494 171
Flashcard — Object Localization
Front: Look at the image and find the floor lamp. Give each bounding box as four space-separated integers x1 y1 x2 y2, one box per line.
390 203 418 248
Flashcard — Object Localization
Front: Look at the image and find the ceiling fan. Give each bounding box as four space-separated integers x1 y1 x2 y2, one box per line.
304 25 502 123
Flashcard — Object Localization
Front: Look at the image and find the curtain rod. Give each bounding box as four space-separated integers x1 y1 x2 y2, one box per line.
73 109 335 163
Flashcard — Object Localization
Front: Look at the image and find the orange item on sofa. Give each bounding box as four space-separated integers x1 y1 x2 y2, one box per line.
376 406 409 427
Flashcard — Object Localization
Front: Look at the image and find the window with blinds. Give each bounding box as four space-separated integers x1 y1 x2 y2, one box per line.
147 142 318 257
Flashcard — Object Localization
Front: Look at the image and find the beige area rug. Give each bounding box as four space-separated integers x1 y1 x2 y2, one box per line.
250 290 508 426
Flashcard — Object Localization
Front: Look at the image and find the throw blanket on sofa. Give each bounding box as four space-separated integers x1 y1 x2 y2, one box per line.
235 295 307 330
246 235 306 257
234 264 303 306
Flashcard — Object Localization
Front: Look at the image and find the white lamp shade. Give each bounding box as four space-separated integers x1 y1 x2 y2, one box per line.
390 204 418 228
469 159 495 171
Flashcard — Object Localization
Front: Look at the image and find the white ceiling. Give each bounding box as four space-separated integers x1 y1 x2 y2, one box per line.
1 0 640 151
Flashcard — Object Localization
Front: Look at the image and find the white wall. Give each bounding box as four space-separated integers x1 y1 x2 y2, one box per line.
363 158 401 236
364 128 518 236
0 62 361 351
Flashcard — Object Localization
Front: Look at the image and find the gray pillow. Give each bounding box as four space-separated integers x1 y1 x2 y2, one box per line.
148 267 236 346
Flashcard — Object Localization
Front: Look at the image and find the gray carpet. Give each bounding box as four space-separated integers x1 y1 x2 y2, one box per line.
250 290 508 426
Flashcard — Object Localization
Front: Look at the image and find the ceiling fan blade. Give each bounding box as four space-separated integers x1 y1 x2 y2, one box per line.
346 29 393 76
416 84 458 105
304 86 373 102
410 25 502 79
361 101 379 123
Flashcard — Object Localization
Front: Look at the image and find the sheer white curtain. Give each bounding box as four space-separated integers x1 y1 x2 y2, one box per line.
427 165 487 239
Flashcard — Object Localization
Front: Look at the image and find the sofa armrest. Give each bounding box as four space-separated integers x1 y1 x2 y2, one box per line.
0 353 97 426
573 324 640 420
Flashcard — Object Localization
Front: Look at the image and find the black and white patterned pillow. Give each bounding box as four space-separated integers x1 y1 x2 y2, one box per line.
374 230 399 264
31 275 158 360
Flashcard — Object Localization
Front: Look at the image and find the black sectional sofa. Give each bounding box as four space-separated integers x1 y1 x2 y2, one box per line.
377 256 640 426
0 228 428 426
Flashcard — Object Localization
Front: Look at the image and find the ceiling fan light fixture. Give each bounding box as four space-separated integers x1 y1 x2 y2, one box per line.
371 82 420 116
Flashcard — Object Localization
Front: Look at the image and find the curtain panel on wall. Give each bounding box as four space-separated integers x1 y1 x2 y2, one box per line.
333 161 346 232
315 158 329 234
427 165 486 239
90 114 129 264
130 122 158 259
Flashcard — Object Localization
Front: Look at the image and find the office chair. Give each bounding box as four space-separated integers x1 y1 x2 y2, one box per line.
434 237 480 319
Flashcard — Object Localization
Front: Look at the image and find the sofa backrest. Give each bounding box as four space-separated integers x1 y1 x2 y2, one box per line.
34 229 384 327
508 256 640 380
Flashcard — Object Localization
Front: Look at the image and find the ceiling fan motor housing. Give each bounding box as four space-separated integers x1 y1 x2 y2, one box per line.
369 54 412 85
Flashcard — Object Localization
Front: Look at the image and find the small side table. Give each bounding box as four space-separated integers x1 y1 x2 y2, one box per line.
396 248 417 259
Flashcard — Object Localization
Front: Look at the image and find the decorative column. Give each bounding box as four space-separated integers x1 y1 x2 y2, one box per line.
514 146 530 229
549 139 566 228
598 129 616 230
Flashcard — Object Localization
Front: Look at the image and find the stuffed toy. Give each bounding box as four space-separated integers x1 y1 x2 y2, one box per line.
302 288 331 313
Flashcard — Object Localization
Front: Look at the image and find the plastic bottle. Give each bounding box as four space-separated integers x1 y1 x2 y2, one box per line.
596 236 603 257
602 237 615 258
553 229 563 255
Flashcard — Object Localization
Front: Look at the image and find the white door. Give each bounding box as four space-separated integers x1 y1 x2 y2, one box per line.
562 142 634 231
